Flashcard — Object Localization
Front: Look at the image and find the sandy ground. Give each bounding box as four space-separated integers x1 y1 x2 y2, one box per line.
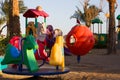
0 49 120 80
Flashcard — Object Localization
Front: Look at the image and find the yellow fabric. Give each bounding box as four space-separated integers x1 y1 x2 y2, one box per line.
49 36 65 70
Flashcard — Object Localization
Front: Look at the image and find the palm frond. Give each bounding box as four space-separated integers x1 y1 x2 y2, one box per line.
70 6 85 22
19 0 28 13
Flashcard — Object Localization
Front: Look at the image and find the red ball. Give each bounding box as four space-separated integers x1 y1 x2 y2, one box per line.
66 25 95 56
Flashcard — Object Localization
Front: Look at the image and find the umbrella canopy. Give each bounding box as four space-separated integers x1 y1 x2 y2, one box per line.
91 18 103 24
23 9 49 18
117 15 120 20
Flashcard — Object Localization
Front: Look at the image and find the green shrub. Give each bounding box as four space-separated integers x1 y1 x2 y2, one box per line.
0 37 9 55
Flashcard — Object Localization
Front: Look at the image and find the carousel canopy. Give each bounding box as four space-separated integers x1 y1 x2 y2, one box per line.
91 18 103 24
117 15 120 20
23 9 49 18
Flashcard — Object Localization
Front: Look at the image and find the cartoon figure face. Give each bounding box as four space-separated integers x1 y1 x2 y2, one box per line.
70 35 76 45
53 29 63 38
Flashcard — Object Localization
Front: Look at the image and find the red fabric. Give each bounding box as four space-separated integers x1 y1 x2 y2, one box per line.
9 36 21 50
35 40 49 61
23 9 49 18
66 25 95 56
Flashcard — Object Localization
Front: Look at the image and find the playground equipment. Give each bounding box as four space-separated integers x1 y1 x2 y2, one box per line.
23 6 49 38
66 24 95 63
1 6 95 76
116 14 120 48
0 57 7 70
1 35 69 76
50 36 65 71
117 14 120 40
91 18 107 48
1 7 69 76
1 35 39 72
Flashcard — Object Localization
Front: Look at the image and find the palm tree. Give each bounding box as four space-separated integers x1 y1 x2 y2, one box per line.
71 0 100 27
0 0 10 36
0 17 6 27
0 3 6 26
8 0 20 38
107 0 117 54
0 0 27 37
70 6 85 24
0 1 8 24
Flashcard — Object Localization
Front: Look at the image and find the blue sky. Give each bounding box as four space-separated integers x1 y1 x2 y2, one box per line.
1 0 120 35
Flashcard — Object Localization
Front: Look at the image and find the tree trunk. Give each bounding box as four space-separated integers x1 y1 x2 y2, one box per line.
84 0 90 27
9 0 21 38
107 0 117 54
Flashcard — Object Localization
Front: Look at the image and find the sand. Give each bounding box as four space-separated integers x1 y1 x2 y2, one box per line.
0 49 120 80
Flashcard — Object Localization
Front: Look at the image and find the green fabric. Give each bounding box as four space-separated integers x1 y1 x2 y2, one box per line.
23 35 38 50
1 35 39 72
1 44 22 65
24 49 39 72
22 35 38 72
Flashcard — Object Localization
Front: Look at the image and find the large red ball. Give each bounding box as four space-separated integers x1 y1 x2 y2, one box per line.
66 24 95 56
